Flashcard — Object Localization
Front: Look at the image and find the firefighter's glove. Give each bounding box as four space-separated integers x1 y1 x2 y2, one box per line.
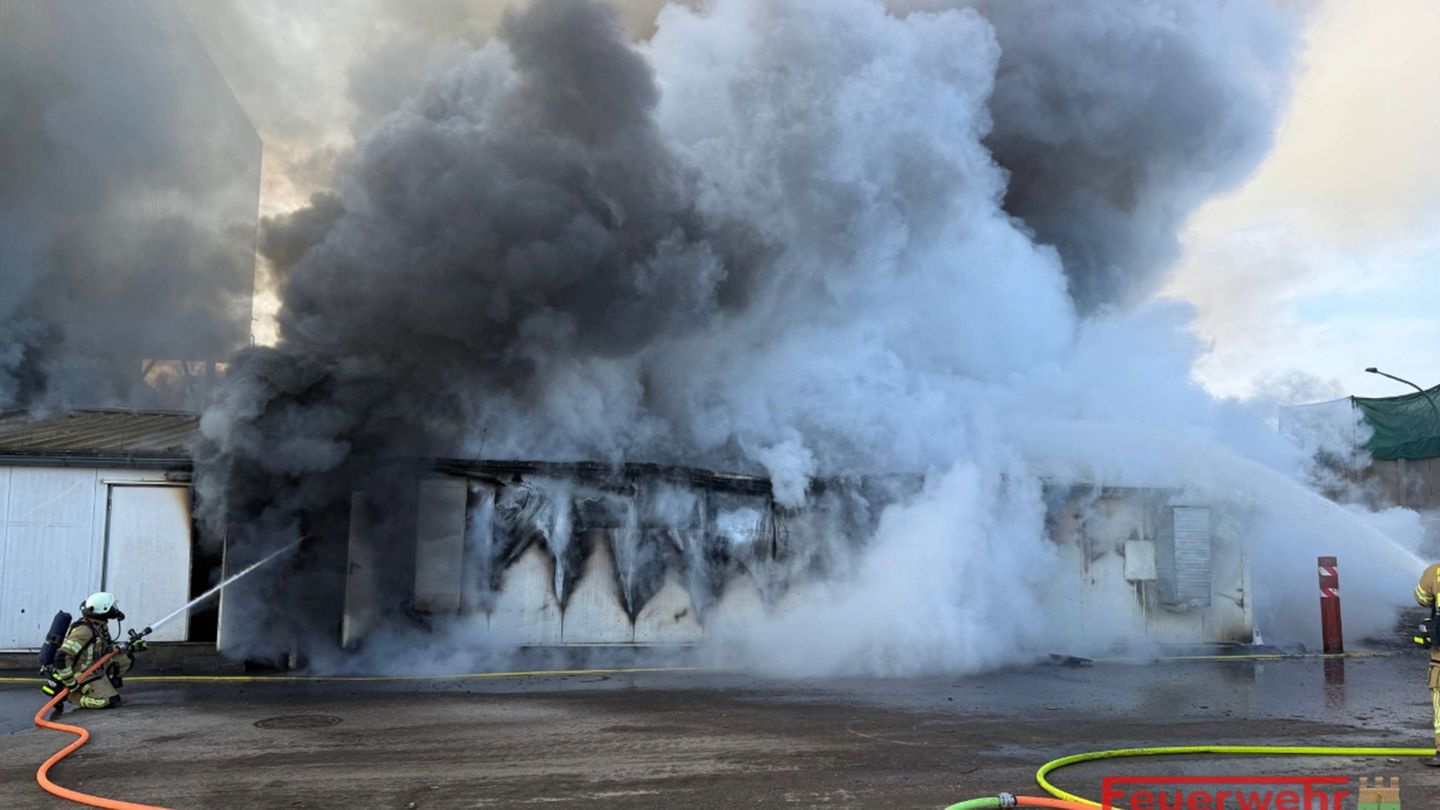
41 675 66 697
128 637 148 653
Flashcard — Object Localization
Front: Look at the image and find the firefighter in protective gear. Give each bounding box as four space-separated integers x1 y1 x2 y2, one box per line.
49 592 144 709
1415 564 1440 765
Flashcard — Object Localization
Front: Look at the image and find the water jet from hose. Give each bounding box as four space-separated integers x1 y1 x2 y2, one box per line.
143 538 304 636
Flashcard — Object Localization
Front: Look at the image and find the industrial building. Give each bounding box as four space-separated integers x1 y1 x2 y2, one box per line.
0 410 202 651
0 0 1259 662
0 409 1253 658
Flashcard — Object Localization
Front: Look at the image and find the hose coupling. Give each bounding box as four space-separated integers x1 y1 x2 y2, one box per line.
997 793 1017 808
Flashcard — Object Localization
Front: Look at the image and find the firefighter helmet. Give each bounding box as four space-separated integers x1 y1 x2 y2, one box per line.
80 592 123 620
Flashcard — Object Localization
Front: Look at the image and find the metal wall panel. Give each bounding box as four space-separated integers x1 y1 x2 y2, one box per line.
1158 506 1213 609
489 544 562 645
0 468 99 649
560 534 633 644
342 493 381 649
103 485 192 642
634 574 703 644
414 478 467 614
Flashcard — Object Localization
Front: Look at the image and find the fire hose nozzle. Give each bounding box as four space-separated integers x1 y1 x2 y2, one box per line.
125 627 153 651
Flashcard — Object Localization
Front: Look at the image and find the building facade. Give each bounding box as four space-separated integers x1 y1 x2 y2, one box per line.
0 411 1253 658
0 411 203 650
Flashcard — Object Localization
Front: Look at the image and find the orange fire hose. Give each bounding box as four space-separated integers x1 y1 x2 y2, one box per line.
33 649 173 810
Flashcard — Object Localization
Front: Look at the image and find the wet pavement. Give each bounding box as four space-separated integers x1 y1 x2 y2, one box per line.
3 654 1439 808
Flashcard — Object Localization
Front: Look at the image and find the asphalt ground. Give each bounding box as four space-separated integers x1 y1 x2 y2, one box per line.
3 654 1439 809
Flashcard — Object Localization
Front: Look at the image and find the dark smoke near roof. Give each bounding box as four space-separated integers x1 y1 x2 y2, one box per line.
0 0 260 410
195 0 1302 663
280 0 743 372
196 0 736 595
971 0 1293 311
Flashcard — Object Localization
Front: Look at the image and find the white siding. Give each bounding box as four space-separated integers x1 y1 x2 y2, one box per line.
103 485 192 642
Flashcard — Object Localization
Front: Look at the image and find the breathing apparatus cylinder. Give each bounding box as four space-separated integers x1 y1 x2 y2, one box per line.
37 611 72 670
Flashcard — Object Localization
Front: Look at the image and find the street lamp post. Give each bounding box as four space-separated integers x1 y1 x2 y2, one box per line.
1364 367 1440 423
1365 368 1440 511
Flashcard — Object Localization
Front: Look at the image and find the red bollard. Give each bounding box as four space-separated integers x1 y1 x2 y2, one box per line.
1317 555 1344 654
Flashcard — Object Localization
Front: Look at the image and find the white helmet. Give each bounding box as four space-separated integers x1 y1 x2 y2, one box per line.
80 592 123 620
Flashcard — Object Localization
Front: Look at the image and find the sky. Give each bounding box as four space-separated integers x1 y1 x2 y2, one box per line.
183 0 1440 405
1165 0 1440 402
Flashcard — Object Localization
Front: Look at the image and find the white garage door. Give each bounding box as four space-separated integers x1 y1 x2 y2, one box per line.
0 468 102 650
103 485 192 642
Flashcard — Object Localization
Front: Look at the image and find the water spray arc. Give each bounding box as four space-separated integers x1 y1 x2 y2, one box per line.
137 539 305 641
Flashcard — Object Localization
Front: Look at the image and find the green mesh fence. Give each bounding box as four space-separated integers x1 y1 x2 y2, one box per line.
1353 385 1440 461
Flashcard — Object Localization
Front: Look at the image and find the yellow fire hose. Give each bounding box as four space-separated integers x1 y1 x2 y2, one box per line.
0 665 708 686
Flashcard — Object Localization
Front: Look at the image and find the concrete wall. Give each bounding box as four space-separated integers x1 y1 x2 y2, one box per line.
0 466 191 650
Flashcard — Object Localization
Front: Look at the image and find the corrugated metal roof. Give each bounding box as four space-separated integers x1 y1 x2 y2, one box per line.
0 409 199 459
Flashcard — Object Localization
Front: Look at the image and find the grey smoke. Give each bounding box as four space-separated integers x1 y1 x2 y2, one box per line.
973 0 1294 311
275 0 735 368
197 0 720 624
178 0 678 240
218 0 753 505
0 0 260 410
197 0 1313 664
